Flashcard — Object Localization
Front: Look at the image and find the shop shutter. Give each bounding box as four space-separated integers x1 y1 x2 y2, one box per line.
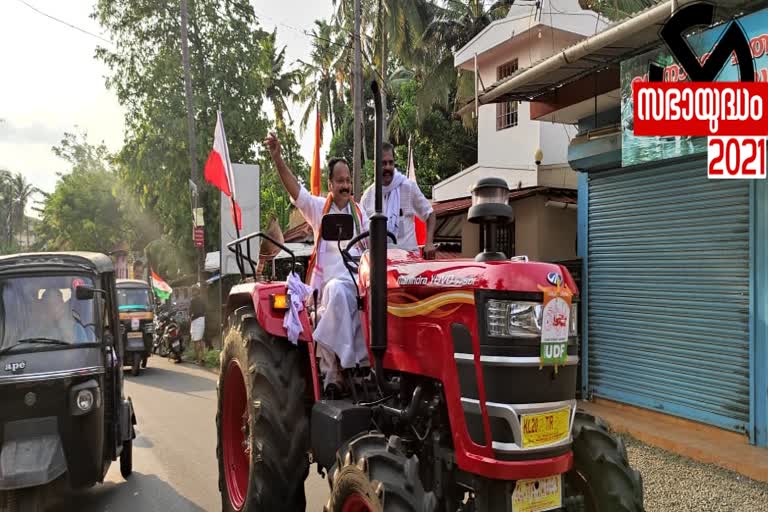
587 157 751 432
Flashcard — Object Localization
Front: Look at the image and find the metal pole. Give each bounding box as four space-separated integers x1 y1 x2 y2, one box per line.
353 0 362 201
181 0 202 287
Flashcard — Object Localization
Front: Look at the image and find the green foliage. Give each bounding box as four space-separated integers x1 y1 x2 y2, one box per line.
578 0 660 21
93 0 273 260
34 132 138 253
0 170 40 254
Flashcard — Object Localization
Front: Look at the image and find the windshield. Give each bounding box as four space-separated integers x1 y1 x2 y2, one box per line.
117 287 151 311
0 275 98 351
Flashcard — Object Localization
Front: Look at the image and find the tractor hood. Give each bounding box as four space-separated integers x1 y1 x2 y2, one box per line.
359 249 579 296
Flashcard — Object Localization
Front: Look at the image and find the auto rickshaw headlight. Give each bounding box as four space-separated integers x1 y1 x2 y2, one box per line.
70 380 101 416
76 389 95 412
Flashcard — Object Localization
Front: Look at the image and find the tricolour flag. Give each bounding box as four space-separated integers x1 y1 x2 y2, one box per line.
407 137 426 246
150 270 172 300
310 109 322 196
204 111 242 230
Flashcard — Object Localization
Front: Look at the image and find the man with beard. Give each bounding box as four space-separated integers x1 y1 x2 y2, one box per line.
360 142 437 258
264 132 369 392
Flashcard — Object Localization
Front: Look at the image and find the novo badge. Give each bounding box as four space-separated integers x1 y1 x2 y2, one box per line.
4 361 26 374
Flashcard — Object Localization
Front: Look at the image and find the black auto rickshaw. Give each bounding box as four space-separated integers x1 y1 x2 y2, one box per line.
116 279 155 376
0 252 137 511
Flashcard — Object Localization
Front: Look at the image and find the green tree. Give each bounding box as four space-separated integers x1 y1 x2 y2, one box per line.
578 0 660 21
0 170 41 253
93 0 273 258
35 132 133 253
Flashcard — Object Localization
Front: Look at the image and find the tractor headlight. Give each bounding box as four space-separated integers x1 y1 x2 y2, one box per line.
486 300 579 338
486 300 542 338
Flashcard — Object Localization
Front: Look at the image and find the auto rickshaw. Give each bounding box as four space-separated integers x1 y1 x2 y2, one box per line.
0 252 137 511
116 279 155 376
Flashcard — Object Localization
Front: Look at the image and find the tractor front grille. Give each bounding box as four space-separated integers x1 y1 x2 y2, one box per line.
451 293 579 459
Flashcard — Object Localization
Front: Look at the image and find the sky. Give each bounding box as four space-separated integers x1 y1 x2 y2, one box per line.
0 0 336 214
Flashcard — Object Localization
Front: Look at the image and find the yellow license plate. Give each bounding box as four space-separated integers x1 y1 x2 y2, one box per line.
127 332 143 339
521 407 571 448
511 475 562 512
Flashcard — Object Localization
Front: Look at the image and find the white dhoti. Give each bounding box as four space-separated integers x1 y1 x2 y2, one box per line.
313 278 368 386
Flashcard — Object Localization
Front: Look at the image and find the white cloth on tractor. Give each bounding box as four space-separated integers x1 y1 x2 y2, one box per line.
283 271 311 344
190 317 205 342
361 170 433 253
290 187 370 383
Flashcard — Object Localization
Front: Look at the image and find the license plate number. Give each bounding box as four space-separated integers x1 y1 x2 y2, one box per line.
521 407 570 448
511 475 562 512
127 332 143 339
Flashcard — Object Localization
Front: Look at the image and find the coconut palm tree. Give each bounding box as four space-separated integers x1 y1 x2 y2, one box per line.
295 20 347 137
263 29 301 134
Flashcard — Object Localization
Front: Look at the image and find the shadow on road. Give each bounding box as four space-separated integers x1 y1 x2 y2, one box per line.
125 364 215 397
47 472 206 512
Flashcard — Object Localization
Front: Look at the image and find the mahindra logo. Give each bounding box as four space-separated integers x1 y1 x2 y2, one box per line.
4 361 26 373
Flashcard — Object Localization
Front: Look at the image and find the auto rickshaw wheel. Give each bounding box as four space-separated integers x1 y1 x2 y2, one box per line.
216 306 310 512
131 353 141 376
120 440 133 479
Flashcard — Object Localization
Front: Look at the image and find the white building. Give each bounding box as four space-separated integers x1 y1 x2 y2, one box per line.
430 0 606 262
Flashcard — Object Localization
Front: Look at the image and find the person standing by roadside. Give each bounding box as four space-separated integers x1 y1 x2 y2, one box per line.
189 286 206 365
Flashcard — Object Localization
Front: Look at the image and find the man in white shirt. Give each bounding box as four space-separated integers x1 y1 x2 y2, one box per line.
264 132 368 391
360 142 436 258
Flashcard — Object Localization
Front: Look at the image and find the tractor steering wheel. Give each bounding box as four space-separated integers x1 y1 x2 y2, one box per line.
340 230 398 270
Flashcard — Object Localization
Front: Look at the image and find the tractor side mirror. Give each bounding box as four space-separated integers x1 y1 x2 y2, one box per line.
321 214 354 241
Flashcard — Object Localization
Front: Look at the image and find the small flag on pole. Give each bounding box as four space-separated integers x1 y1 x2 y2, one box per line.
204 111 242 230
407 137 426 246
310 109 322 196
150 270 172 300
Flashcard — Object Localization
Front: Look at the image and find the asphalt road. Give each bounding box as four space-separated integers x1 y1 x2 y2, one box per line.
47 357 328 511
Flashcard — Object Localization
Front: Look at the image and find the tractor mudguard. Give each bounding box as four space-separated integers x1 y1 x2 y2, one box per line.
227 282 313 343
0 417 67 490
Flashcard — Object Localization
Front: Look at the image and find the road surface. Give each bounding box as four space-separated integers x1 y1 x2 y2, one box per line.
47 357 328 511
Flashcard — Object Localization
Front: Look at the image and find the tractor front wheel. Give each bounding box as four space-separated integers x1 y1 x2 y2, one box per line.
326 433 437 512
565 411 644 512
216 307 310 511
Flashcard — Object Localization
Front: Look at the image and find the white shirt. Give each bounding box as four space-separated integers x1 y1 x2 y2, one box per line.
292 187 369 294
360 176 433 252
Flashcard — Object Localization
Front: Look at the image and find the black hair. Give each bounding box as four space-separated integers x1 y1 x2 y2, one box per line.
327 157 350 180
381 142 394 155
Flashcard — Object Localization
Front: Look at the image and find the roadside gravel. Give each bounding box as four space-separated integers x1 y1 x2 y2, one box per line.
622 435 768 512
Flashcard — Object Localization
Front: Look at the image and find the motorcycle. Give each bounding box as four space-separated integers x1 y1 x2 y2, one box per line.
162 320 184 363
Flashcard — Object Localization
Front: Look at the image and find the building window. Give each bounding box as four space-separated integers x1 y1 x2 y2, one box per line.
496 59 519 131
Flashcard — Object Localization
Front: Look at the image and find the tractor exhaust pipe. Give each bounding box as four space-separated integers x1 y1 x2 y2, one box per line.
370 80 389 393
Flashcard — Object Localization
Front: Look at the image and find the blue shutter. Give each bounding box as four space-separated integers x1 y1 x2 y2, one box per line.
587 158 751 432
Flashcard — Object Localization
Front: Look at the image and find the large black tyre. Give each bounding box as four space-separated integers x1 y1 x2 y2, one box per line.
120 439 133 479
326 433 437 512
216 307 310 512
566 410 644 512
131 353 141 376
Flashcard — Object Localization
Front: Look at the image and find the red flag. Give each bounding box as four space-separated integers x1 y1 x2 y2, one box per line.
310 110 322 196
407 138 426 246
204 111 242 230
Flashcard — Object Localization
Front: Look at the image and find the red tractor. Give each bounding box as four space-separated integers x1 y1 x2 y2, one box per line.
215 82 644 512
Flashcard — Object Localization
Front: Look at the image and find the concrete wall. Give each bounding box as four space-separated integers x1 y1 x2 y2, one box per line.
513 196 541 260
461 221 480 258
540 199 578 261
512 195 577 262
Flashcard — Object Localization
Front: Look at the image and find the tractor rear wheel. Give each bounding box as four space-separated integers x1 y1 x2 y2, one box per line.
326 433 437 512
216 307 310 512
565 411 644 512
